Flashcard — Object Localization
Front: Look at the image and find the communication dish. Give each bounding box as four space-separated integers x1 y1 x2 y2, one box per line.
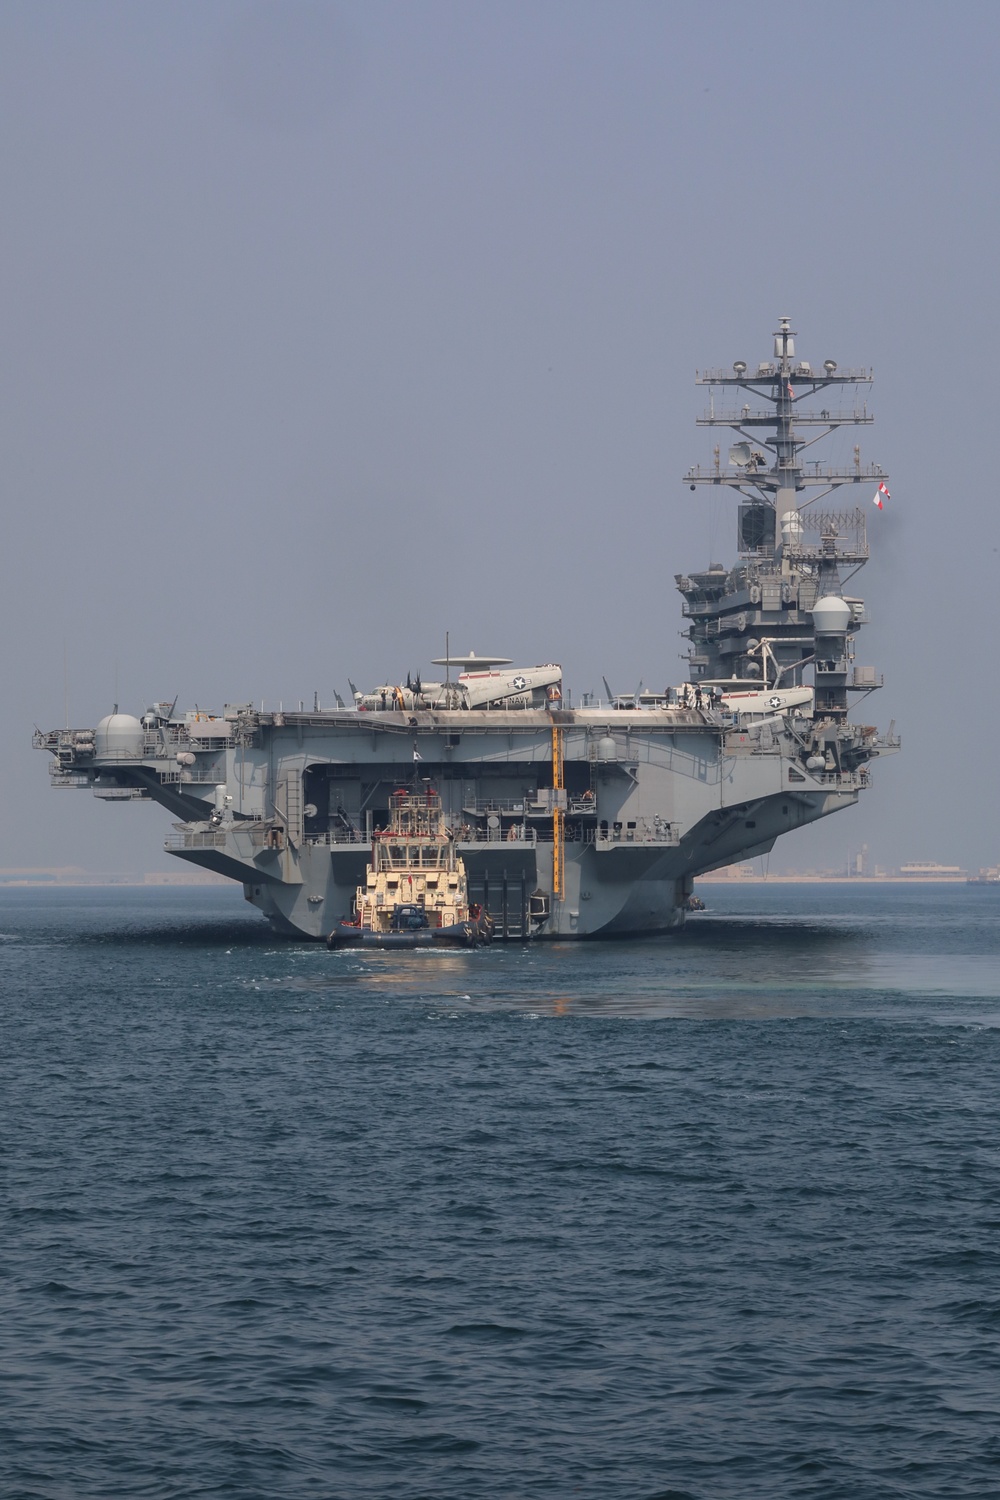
729 442 753 466
431 651 513 670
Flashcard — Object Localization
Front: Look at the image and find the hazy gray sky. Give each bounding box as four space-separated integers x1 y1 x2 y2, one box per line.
3 0 997 875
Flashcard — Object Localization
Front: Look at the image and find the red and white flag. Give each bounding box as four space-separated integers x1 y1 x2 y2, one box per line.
787 381 795 400
872 481 890 510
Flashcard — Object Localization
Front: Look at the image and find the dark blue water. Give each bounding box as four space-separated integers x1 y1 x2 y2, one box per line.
3 882 1000 1499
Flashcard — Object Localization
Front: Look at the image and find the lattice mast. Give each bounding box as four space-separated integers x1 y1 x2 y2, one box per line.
677 318 888 713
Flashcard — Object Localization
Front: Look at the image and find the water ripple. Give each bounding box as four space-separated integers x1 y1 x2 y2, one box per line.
2 882 998 1497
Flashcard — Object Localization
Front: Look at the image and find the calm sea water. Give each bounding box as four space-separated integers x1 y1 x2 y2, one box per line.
3 881 1000 1500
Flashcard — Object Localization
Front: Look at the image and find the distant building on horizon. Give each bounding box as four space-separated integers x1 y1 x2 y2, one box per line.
897 861 965 878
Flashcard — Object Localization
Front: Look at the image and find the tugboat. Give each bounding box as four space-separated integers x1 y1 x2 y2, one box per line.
327 787 495 949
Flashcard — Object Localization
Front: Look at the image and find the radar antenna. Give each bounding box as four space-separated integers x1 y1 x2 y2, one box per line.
685 315 887 522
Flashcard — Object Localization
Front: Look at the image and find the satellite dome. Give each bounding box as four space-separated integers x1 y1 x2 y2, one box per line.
780 510 804 545
95 713 145 759
811 596 853 634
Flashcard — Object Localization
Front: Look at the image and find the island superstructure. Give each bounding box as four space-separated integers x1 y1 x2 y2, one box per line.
36 319 898 939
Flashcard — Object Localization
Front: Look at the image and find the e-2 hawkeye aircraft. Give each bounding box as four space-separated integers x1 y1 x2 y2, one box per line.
353 653 563 712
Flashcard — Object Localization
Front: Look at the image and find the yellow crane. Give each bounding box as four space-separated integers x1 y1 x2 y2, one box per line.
551 722 564 900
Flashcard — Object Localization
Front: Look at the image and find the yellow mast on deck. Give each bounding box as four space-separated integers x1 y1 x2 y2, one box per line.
551 721 564 900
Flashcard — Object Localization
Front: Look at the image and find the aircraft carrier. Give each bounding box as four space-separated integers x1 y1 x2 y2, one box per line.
36 318 898 939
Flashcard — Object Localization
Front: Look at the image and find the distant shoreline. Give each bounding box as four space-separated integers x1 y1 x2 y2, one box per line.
0 878 231 889
697 876 983 885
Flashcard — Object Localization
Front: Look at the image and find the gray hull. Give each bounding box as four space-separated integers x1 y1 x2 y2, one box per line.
90 704 874 941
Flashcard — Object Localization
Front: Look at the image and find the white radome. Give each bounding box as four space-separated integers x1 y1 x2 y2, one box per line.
94 713 145 758
811 595 853 634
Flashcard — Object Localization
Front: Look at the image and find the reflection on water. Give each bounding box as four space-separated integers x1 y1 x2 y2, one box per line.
247 885 1000 1023
4 882 999 1023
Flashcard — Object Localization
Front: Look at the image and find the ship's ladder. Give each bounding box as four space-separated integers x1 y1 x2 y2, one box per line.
275 771 303 847
552 722 564 901
586 736 599 795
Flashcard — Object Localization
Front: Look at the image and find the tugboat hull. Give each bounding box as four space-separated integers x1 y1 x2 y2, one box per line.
327 915 493 950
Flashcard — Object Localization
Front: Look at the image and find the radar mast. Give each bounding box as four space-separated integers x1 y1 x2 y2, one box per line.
677 318 888 718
